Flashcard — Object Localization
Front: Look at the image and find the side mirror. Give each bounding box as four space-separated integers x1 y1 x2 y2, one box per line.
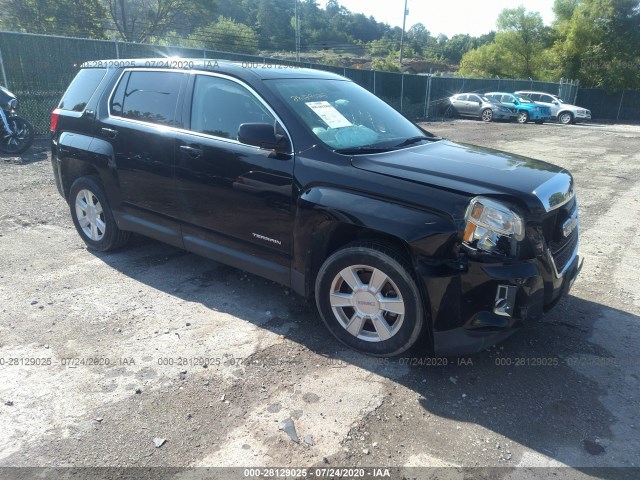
238 123 290 153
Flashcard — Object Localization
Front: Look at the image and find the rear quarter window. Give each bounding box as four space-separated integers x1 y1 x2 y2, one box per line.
58 68 107 112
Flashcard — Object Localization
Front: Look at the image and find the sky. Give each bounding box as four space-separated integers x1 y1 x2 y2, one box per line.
317 0 557 37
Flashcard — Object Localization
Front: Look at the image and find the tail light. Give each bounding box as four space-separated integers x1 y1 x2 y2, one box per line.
50 109 60 133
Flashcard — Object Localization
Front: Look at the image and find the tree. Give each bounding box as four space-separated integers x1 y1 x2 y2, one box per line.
190 16 259 53
107 0 209 43
0 0 108 38
495 6 547 78
459 6 548 79
550 0 640 90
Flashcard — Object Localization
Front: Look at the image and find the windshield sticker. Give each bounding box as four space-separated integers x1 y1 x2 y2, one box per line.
305 101 352 128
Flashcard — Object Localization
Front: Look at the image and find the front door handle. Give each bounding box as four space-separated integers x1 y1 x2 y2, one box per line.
101 127 118 139
180 145 203 158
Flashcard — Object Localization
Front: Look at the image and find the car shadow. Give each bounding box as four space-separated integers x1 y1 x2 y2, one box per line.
89 235 635 477
0 137 49 164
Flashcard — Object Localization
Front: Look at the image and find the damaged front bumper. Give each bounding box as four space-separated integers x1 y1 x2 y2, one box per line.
421 241 583 356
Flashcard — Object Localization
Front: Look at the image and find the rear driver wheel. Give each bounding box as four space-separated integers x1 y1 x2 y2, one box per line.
315 244 425 356
69 176 130 251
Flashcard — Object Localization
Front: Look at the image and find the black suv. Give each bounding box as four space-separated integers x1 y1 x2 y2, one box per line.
51 59 582 356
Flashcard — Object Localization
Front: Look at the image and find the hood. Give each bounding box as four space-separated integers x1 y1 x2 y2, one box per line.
351 140 574 215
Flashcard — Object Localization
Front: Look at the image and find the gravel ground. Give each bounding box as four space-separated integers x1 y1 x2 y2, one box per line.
0 120 639 480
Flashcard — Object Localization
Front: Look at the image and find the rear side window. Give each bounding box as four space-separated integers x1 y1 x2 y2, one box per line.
110 71 183 126
59 68 107 112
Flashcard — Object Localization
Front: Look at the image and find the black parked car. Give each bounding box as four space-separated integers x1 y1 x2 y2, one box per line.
51 59 582 356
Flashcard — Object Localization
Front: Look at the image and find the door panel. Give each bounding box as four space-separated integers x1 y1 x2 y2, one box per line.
99 70 187 221
176 74 295 275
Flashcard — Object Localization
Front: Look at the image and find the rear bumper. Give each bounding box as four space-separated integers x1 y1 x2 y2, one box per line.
421 245 582 356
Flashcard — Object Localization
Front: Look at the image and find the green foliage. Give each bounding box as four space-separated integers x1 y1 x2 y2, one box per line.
0 0 108 38
549 0 640 90
190 16 259 53
371 54 401 72
459 1 640 90
107 0 213 43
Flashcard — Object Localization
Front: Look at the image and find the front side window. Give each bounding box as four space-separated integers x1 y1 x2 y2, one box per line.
190 75 275 139
110 71 183 126
541 95 555 103
267 78 426 151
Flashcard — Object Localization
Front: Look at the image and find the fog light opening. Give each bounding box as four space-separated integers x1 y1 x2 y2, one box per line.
494 285 517 317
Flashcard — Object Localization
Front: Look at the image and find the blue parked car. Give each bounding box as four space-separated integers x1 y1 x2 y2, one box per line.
485 92 552 124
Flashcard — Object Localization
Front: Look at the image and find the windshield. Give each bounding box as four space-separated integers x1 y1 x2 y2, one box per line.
266 78 430 151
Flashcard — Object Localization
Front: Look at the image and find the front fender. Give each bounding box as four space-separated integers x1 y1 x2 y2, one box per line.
292 186 460 292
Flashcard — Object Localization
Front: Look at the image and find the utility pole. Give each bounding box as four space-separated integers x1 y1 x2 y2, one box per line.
294 0 301 62
398 0 409 70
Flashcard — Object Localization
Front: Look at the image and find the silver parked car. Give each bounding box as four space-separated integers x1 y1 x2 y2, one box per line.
448 93 516 122
514 91 591 124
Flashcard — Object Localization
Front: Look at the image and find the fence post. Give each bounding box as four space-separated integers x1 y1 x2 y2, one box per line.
0 47 8 88
373 70 376 94
400 73 404 113
111 33 120 59
616 90 625 121
573 80 579 105
424 71 432 119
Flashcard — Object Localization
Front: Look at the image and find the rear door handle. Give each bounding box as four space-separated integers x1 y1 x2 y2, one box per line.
180 145 203 158
101 127 118 139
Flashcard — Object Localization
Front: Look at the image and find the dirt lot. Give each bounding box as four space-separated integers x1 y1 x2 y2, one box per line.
1 120 639 479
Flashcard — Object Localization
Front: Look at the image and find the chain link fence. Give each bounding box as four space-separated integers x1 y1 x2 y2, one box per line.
5 30 629 136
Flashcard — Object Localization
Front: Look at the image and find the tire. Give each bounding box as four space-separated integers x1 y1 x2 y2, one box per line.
517 111 529 124
315 243 425 356
558 111 573 125
69 176 130 251
481 108 493 122
0 116 34 154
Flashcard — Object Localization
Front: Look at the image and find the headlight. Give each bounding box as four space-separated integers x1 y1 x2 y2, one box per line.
463 197 524 255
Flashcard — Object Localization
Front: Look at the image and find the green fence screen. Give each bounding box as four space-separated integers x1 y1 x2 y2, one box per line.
2 30 617 135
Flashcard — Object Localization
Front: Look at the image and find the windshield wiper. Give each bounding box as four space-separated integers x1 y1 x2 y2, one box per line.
393 135 441 148
334 145 394 155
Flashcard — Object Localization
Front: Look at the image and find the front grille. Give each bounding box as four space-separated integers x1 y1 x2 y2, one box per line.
550 228 578 272
541 197 578 273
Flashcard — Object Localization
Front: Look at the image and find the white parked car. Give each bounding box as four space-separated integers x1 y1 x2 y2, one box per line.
514 91 591 124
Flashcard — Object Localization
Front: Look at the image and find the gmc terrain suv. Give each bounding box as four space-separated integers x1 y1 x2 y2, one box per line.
51 59 582 356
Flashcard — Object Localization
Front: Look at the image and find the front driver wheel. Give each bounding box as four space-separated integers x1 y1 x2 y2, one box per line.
315 244 425 356
69 176 130 251
481 109 493 122
517 111 529 124
558 111 573 125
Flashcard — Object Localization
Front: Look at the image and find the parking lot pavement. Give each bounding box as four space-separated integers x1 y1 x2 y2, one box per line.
0 121 639 479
